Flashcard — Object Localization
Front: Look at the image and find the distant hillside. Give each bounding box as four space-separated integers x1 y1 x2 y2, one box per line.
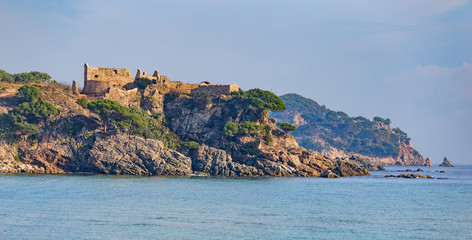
271 94 430 166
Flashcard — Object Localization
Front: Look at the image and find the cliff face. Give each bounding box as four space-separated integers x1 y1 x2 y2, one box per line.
165 96 369 177
0 82 370 177
271 94 430 166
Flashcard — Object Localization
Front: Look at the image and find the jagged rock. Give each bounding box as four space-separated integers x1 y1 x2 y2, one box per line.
86 134 192 176
416 168 424 172
190 145 259 177
329 161 371 177
439 157 454 167
345 155 385 171
425 157 432 167
320 170 339 178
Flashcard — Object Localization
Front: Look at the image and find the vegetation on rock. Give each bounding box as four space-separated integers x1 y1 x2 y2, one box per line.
0 69 51 83
231 88 285 121
271 93 420 159
17 85 41 102
135 77 153 90
277 122 297 133
87 99 180 149
0 85 60 143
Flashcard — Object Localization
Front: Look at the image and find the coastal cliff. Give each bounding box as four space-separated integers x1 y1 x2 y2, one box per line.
0 76 369 177
271 94 430 166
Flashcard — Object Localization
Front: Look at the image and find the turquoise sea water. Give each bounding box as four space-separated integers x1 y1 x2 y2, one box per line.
0 166 471 240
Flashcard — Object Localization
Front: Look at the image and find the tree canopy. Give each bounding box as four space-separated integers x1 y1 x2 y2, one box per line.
17 85 41 102
277 122 297 133
231 88 286 112
0 86 60 143
87 99 180 149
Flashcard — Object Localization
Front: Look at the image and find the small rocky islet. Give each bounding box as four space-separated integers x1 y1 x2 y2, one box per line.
439 157 454 167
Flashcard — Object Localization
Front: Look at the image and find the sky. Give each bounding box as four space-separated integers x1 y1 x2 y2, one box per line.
0 0 471 164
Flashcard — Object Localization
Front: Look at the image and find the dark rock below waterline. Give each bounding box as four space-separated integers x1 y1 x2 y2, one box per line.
385 174 433 179
320 170 340 178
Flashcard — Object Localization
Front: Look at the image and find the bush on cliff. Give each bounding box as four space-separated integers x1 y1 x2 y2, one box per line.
0 86 60 143
182 141 200 150
135 77 153 90
231 88 286 112
189 91 212 109
240 141 260 155
87 99 180 149
223 121 264 137
17 85 41 102
0 69 52 84
76 98 88 108
277 122 297 133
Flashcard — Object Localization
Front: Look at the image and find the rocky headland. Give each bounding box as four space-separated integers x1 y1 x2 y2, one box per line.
0 67 371 177
271 93 431 167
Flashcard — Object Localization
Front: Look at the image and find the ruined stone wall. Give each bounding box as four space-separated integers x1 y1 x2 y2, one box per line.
191 84 239 97
82 64 134 95
103 86 140 107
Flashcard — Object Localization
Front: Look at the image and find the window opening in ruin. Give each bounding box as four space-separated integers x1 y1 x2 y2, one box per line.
94 75 99 78
114 70 118 74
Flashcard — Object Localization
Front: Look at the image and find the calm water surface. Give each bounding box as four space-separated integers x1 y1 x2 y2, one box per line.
0 166 471 239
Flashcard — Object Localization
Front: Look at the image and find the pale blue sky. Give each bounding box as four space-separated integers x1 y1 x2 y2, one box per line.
1 0 471 164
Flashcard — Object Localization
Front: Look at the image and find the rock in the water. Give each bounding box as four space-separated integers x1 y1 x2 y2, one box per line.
425 157 432 167
320 170 340 178
330 161 371 177
416 168 424 172
385 174 433 179
345 155 384 171
86 134 192 176
439 157 454 167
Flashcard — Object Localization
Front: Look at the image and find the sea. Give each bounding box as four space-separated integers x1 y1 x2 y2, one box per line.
0 165 471 240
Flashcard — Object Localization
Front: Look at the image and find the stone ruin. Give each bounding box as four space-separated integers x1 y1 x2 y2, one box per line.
78 63 239 106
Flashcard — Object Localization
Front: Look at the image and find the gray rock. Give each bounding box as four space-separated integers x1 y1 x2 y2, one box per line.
439 157 454 167
190 145 259 177
86 133 192 176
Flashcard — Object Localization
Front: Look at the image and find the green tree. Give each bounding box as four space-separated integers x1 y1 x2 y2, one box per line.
232 88 286 112
13 71 51 83
224 122 239 137
277 122 297 133
0 70 14 83
17 85 40 102
87 99 128 132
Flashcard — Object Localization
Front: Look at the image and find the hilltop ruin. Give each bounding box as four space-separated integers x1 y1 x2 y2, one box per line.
79 63 239 108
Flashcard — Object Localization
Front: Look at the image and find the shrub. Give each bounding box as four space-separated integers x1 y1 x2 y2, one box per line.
0 70 14 83
76 98 88 108
232 88 286 112
135 77 153 89
190 91 212 109
87 99 180 149
164 91 181 104
182 141 200 150
277 122 297 133
17 85 40 102
239 121 263 135
224 122 239 137
240 141 260 155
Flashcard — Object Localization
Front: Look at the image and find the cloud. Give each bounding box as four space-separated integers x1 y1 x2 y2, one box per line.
413 61 472 102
